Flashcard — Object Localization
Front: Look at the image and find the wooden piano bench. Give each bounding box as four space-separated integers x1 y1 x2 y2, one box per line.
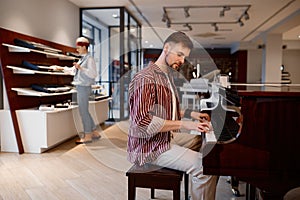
126 163 189 200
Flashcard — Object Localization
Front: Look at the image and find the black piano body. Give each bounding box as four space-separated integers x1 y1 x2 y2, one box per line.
203 84 300 199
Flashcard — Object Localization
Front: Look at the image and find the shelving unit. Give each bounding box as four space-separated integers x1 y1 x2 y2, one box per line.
281 71 291 84
2 43 77 60
0 28 110 153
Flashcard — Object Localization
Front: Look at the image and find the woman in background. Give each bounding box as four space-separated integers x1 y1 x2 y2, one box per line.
56 37 101 144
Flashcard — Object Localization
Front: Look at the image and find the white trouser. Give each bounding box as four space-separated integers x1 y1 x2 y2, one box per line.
151 132 217 200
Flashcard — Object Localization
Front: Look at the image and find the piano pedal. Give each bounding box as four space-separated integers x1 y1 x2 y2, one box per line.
232 187 241 197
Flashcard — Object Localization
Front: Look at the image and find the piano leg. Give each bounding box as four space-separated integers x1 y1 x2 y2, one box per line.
226 176 241 197
246 183 256 200
231 176 241 197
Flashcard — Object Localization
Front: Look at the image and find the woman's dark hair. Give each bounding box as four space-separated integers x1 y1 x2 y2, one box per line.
164 31 193 49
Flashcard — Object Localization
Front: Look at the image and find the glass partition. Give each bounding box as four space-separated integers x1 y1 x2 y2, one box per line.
80 7 141 121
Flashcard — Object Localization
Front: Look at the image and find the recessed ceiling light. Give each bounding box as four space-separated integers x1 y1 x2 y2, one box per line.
112 14 119 18
298 35 300 39
145 40 149 44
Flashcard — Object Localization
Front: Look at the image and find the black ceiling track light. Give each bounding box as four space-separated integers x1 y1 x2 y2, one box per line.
219 6 231 17
183 23 192 31
162 4 251 32
184 7 190 18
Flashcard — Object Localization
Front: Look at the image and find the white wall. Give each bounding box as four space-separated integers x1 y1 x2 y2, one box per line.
0 0 79 108
0 0 79 47
247 49 300 84
283 50 300 84
247 49 263 83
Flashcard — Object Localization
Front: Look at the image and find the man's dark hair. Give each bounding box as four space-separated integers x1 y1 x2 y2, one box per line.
164 31 193 49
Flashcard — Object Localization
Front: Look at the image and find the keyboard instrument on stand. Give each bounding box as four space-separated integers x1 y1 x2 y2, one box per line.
201 84 300 200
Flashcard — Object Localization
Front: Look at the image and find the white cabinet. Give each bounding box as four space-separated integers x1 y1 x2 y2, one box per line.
0 98 110 153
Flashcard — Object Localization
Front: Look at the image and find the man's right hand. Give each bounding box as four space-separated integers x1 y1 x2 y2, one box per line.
181 120 211 133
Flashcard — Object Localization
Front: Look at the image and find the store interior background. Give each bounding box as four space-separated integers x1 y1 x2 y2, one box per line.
0 0 300 121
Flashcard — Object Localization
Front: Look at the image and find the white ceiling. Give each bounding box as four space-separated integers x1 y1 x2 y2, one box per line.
68 0 300 49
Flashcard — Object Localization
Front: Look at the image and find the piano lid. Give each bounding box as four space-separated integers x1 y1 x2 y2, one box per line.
228 83 300 97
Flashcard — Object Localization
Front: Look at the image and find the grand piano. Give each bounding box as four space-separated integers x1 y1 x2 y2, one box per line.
202 84 300 200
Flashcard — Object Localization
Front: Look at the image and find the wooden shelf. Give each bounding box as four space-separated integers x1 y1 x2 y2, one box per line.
11 87 76 97
6 65 73 75
91 96 111 101
2 43 77 60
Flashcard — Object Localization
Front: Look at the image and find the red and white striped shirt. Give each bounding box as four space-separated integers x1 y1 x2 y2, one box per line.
127 63 181 166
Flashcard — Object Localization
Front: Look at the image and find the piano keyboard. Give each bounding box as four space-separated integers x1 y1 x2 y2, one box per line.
190 130 217 144
187 111 240 145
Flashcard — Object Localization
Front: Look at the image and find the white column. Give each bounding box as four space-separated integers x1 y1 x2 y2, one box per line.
261 34 283 83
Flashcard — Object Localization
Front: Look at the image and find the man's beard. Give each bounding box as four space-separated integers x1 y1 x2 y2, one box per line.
165 53 182 71
170 62 182 71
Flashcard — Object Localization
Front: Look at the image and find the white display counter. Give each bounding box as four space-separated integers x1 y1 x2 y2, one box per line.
0 98 111 153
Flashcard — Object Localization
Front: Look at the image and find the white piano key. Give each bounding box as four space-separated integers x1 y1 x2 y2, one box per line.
205 131 217 144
